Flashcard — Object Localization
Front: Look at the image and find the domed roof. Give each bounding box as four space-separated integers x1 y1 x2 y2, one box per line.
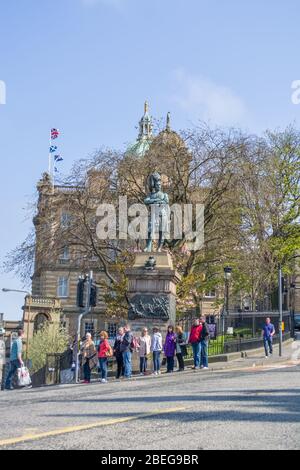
126 138 152 158
148 112 187 152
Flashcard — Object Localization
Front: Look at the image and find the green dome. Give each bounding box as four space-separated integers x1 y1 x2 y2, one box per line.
126 138 152 158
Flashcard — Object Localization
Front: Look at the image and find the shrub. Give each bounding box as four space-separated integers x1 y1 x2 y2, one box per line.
28 323 70 373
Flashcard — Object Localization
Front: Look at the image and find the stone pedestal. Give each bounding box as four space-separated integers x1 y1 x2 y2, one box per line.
125 252 181 337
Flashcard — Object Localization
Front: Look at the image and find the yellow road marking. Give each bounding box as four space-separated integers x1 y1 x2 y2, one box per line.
0 407 186 448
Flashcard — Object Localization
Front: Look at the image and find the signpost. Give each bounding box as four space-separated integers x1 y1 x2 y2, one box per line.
0 338 5 390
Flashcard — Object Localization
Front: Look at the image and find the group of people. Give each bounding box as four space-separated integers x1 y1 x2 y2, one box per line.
3 317 277 390
80 316 211 384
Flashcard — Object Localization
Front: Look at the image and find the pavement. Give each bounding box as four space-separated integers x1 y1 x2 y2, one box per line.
0 335 299 450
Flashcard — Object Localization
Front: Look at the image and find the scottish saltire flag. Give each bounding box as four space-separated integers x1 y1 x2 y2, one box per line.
50 145 57 153
51 128 59 139
54 155 63 162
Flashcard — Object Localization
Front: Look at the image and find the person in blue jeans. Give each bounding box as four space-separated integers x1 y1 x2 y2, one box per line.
188 319 202 369
200 316 210 369
151 328 163 375
5 329 24 390
120 324 133 378
262 318 275 358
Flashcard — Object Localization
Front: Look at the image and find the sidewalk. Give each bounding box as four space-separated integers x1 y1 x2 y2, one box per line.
16 334 299 393
202 335 300 372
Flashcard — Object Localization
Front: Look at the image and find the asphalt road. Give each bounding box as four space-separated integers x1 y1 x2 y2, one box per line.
0 354 300 450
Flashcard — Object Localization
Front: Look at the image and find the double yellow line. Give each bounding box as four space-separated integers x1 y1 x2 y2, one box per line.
0 407 186 448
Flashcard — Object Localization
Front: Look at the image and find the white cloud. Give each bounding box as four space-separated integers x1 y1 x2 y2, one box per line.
171 69 246 126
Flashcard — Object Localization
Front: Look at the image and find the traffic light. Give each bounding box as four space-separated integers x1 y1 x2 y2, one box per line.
76 277 86 308
90 282 97 307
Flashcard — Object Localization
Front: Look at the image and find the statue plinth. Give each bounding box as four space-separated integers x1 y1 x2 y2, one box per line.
125 252 181 335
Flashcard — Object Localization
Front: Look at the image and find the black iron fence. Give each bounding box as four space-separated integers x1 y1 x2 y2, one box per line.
180 311 293 357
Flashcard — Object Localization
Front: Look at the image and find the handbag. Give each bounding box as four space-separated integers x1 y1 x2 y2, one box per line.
17 366 32 387
106 345 113 357
89 353 99 370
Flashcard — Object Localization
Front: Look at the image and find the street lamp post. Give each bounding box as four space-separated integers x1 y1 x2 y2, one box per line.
278 265 283 357
2 288 31 361
224 267 232 316
222 267 232 341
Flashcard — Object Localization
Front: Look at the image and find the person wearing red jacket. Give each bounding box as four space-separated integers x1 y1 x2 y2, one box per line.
98 331 112 383
188 319 203 370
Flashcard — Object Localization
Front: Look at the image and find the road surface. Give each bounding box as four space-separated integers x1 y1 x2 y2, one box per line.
0 353 299 450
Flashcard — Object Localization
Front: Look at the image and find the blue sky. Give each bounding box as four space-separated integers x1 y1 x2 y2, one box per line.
1 0 300 319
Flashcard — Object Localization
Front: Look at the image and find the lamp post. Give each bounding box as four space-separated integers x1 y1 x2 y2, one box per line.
224 267 232 316
2 288 31 361
278 265 283 357
221 267 232 342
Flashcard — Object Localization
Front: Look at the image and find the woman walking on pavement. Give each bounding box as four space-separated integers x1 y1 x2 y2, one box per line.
175 325 187 371
164 325 176 373
81 332 97 384
113 327 125 379
137 327 151 375
98 331 113 383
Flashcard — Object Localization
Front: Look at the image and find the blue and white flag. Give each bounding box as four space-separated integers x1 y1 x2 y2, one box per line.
50 145 57 153
54 155 63 162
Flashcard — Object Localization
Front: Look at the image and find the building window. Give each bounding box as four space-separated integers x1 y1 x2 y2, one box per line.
61 212 71 228
59 246 70 264
204 290 216 298
85 322 94 335
107 323 117 339
57 276 69 298
34 313 49 333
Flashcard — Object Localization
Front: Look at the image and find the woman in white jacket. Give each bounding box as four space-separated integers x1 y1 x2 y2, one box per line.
150 327 163 375
138 328 151 375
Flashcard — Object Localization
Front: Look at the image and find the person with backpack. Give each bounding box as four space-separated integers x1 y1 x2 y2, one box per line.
164 325 176 373
120 324 134 379
137 327 151 375
98 331 113 383
175 325 187 371
113 327 125 379
200 316 210 370
151 327 163 375
188 319 202 370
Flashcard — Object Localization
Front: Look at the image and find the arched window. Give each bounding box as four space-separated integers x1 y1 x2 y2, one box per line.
34 313 49 333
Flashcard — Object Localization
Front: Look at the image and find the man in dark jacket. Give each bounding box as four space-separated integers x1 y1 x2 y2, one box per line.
120 324 133 378
200 316 210 370
113 327 125 379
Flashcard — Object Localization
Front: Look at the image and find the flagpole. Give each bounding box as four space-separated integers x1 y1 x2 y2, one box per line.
48 130 52 176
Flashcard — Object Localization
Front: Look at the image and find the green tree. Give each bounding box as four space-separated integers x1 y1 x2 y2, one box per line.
28 323 70 373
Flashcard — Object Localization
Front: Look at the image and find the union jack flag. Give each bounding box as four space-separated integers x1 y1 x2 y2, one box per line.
51 128 59 139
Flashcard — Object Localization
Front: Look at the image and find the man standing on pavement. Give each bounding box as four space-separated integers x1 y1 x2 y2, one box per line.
200 316 210 370
120 324 134 379
188 319 202 370
262 317 275 358
5 329 24 390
